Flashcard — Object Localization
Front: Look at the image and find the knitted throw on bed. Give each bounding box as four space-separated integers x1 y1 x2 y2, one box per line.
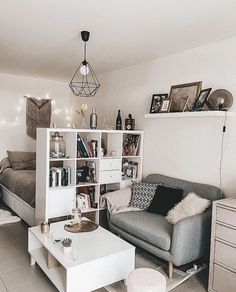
26 98 52 139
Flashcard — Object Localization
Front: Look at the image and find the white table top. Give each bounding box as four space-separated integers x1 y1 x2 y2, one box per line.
29 219 135 269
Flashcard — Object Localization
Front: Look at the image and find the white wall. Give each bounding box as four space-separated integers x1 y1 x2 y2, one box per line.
0 71 103 159
1 38 236 197
94 37 236 197
0 72 75 158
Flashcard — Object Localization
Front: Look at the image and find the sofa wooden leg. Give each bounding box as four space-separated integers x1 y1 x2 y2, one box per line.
169 262 173 279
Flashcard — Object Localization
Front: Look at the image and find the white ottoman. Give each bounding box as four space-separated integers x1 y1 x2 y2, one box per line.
126 268 166 292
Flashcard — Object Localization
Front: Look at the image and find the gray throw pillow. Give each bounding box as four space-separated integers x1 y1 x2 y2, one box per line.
7 151 36 170
129 182 158 209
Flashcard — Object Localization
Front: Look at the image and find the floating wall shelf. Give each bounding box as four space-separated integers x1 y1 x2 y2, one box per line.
145 111 234 119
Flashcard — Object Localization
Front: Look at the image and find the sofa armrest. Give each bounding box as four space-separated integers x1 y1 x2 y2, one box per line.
170 209 212 266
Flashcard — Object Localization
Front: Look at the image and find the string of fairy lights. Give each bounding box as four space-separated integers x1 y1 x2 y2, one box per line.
0 95 74 128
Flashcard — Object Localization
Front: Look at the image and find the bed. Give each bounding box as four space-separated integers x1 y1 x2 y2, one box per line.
0 152 36 226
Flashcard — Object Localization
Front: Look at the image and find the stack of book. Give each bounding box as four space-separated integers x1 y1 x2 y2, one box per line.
77 134 98 158
49 167 71 187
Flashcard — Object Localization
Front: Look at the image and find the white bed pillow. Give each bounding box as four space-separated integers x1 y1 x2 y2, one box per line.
166 192 211 224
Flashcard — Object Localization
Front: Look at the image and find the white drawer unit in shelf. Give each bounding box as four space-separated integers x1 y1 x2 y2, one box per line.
36 128 143 225
100 158 121 171
100 170 122 184
208 198 236 292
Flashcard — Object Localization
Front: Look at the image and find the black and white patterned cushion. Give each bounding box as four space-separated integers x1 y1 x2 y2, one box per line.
130 182 158 209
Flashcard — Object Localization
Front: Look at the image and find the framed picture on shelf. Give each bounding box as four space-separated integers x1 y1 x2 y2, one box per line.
123 134 140 156
76 193 91 210
192 88 212 111
122 160 138 180
149 94 168 113
159 99 170 113
169 81 202 112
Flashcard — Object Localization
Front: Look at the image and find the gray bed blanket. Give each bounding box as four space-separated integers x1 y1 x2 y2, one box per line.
0 168 35 207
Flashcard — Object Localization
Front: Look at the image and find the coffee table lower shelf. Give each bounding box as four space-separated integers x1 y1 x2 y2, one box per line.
30 248 66 291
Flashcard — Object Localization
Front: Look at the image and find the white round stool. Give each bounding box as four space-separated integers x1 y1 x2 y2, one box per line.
126 268 166 292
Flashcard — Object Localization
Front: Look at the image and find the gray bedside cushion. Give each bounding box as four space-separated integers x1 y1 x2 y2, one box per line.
110 211 173 251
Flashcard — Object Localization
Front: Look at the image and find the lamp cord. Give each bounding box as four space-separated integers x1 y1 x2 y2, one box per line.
84 42 87 61
219 110 227 197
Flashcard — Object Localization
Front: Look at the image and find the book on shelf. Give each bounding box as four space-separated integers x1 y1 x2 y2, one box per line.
77 134 98 158
77 134 89 158
49 166 71 187
123 134 140 156
91 140 98 157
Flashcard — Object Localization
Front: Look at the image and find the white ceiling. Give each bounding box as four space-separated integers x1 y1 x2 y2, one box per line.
0 0 236 81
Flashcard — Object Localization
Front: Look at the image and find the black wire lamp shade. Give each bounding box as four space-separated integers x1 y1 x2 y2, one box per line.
69 31 100 97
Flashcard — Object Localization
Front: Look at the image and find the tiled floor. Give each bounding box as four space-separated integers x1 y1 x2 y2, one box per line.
0 213 208 292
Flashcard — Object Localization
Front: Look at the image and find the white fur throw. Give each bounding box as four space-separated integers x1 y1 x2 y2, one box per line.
166 192 211 224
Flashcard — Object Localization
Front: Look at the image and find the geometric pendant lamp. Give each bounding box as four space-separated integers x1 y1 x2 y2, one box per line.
69 31 100 97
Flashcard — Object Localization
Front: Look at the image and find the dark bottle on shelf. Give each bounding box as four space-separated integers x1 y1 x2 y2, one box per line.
116 110 122 130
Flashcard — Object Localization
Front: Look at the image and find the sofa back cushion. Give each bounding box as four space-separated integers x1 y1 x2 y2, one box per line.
130 182 158 209
147 185 183 216
144 173 222 201
166 192 211 224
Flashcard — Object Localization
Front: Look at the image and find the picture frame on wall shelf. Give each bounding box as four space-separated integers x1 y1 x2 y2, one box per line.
159 99 170 113
149 94 168 113
192 88 212 111
169 81 202 112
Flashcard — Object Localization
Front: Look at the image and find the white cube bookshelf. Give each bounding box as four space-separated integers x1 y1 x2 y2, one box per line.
35 128 143 225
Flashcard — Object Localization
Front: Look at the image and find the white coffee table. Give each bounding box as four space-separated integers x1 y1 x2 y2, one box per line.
28 220 135 292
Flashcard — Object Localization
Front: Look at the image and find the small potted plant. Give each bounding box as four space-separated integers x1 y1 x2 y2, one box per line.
61 238 72 254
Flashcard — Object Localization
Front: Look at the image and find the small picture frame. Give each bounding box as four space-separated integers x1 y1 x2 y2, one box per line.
192 88 212 111
76 193 90 210
150 94 168 113
159 99 170 113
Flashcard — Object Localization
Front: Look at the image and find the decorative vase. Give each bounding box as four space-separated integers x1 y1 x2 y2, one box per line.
62 246 72 254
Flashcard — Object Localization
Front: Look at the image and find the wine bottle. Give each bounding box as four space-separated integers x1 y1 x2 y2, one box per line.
116 110 122 130
90 108 97 129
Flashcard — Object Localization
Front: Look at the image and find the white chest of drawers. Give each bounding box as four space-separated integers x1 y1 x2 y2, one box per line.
208 198 236 292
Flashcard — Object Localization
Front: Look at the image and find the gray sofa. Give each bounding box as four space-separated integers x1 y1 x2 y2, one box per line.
107 173 222 278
